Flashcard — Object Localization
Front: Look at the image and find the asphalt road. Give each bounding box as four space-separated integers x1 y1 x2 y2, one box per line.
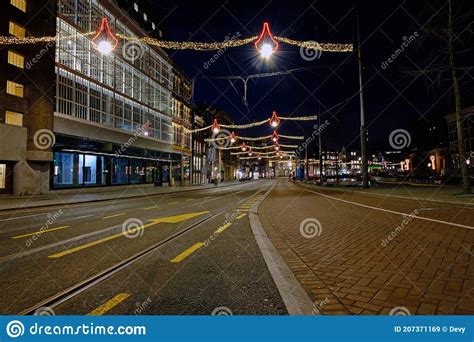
0 180 287 315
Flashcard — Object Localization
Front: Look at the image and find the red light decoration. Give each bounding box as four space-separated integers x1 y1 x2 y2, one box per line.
211 119 221 133
92 17 119 54
272 130 279 142
269 111 281 128
274 143 280 151
248 149 253 157
255 22 278 59
230 132 237 143
241 143 248 152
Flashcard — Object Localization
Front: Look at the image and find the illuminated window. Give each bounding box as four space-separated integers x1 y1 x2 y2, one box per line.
8 51 24 69
6 81 24 97
0 164 5 189
9 22 25 38
5 111 23 126
10 0 26 12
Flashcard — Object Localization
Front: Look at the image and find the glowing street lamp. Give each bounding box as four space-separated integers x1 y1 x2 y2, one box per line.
255 22 278 60
272 130 279 142
92 17 119 55
269 111 280 128
211 119 221 134
230 132 237 144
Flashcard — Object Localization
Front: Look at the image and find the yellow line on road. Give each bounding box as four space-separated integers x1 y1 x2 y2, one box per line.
170 242 205 263
144 205 159 210
12 226 70 239
88 293 130 316
215 223 232 234
236 214 247 220
102 213 126 219
49 211 209 259
168 202 180 205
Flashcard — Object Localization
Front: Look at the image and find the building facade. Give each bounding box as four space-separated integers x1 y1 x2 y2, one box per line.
171 67 193 186
1 0 192 194
1 0 56 195
445 106 474 177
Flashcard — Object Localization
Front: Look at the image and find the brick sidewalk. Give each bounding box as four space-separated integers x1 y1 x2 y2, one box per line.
259 179 474 315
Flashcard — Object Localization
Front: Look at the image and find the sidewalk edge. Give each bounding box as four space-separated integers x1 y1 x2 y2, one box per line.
0 182 247 212
249 180 315 315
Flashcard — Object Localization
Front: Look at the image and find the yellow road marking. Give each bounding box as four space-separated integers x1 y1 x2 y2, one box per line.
88 293 130 316
240 205 251 209
239 210 249 212
12 226 70 239
170 242 205 263
215 223 232 234
102 213 126 219
236 213 247 220
144 205 159 211
48 211 209 259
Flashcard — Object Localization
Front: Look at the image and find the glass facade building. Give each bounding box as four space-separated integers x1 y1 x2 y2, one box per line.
53 0 178 189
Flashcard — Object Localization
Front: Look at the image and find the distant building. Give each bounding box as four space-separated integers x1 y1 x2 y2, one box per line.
191 114 209 185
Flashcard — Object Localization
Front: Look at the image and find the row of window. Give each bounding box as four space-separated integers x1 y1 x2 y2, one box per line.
11 0 26 12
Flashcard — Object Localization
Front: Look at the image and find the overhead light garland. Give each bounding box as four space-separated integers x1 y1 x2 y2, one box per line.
0 20 353 54
220 143 298 150
205 133 304 143
192 112 317 133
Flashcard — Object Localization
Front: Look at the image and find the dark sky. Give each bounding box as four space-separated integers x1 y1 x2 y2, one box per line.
142 0 474 153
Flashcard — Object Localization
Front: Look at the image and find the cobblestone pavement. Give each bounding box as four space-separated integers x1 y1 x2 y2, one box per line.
259 179 474 315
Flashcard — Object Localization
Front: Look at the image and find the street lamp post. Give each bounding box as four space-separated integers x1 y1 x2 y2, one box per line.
357 13 369 189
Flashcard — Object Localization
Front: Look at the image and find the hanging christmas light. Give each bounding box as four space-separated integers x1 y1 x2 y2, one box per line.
241 143 248 152
91 18 119 55
274 143 280 151
269 111 281 128
211 119 221 134
248 149 253 157
258 153 262 160
230 132 237 144
255 22 278 60
272 130 279 142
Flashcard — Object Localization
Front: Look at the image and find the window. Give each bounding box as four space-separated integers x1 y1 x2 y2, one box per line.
10 0 26 12
6 81 24 97
5 111 23 126
9 21 25 38
0 164 5 189
8 51 24 69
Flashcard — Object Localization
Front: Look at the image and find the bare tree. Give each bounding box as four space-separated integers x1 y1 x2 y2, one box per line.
400 0 473 193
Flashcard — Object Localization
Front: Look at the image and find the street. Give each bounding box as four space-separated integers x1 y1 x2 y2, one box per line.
0 180 285 315
1 179 472 316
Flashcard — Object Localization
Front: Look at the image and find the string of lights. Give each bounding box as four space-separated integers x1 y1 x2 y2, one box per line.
274 37 353 52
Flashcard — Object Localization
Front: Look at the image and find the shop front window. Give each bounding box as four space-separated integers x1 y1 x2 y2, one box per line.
112 157 128 184
130 159 145 184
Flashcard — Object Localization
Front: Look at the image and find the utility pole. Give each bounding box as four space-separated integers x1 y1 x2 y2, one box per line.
318 110 323 186
357 13 369 189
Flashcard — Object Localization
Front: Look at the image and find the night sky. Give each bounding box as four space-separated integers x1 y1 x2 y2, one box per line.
143 0 474 153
